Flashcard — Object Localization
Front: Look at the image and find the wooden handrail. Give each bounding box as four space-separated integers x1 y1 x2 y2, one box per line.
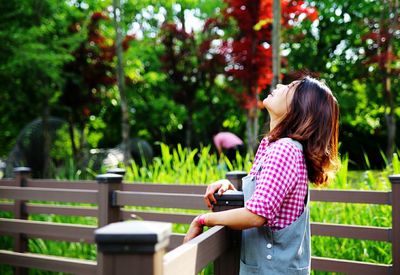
122 183 206 194
0 179 393 205
0 218 96 243
310 189 391 205
24 204 97 217
0 178 16 186
163 226 228 275
121 210 197 224
115 191 208 210
1 202 389 242
311 256 391 274
0 186 97 204
27 179 97 190
1 201 391 243
0 250 96 275
311 222 391 242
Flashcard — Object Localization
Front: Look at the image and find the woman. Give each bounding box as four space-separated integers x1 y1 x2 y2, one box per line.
184 76 339 274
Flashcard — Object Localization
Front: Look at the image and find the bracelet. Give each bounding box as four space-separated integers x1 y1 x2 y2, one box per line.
195 214 207 226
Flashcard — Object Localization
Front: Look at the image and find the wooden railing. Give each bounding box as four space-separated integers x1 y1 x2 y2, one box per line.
0 167 399 274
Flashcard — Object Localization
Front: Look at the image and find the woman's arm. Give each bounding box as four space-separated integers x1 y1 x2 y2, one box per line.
206 207 266 229
183 207 265 242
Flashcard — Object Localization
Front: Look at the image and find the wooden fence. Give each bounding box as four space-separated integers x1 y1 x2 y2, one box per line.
0 167 398 274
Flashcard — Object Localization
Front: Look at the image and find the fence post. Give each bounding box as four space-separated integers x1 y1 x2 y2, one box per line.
213 190 244 275
95 220 171 275
13 167 31 275
389 175 400 275
96 173 123 227
226 171 247 191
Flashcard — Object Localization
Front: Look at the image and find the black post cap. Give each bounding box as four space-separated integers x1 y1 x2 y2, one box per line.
96 173 123 184
106 168 126 176
226 171 247 178
13 167 32 174
213 190 244 207
95 221 171 253
389 175 400 184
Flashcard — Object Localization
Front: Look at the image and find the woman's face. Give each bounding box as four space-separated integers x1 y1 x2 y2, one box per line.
263 81 299 121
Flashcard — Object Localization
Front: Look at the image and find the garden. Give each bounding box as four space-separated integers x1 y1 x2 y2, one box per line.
0 0 399 274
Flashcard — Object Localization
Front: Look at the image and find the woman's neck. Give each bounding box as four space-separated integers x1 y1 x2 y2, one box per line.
269 118 279 132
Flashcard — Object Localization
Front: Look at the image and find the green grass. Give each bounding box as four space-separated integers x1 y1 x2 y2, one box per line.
0 145 397 275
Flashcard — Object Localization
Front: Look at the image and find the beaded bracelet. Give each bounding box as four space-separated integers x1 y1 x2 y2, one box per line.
195 214 207 226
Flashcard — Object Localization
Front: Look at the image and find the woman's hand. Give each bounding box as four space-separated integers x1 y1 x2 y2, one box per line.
183 218 204 243
204 179 236 209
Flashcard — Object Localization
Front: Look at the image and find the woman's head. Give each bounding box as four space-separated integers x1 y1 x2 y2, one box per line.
267 76 339 186
263 81 299 121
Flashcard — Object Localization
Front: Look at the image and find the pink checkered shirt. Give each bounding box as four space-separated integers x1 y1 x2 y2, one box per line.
245 137 308 230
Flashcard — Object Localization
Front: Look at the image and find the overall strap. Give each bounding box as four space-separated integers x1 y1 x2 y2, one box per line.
267 138 309 205
279 137 303 151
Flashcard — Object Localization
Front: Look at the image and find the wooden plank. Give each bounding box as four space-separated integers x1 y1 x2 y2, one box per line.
389 175 400 274
169 233 185 251
1 203 97 217
27 179 97 190
116 191 208 210
311 222 391 242
122 183 206 194
0 186 97 204
0 179 17 186
311 256 392 274
0 218 95 243
163 226 228 275
310 189 391 205
0 202 13 212
26 204 97 217
0 250 96 275
121 210 196 224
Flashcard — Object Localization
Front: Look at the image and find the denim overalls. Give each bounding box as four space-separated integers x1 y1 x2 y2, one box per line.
240 138 310 275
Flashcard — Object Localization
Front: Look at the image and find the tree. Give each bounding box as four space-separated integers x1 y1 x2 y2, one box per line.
362 0 400 160
220 0 318 151
159 10 227 148
284 0 400 167
61 9 135 166
113 0 131 165
271 0 281 90
0 0 79 176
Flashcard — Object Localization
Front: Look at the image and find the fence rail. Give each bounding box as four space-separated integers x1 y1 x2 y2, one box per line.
0 250 96 275
163 226 228 275
0 167 399 274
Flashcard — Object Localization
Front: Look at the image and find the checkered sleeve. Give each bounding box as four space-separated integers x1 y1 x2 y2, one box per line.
245 140 298 226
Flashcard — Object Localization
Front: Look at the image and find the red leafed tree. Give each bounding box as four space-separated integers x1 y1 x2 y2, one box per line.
361 0 400 160
62 12 134 163
159 17 226 148
220 0 318 151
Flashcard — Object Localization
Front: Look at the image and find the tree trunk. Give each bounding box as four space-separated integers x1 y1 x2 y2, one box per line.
185 112 192 149
67 113 78 162
386 112 396 160
42 102 51 178
246 107 258 153
271 0 281 90
384 41 395 161
384 0 397 161
113 0 131 165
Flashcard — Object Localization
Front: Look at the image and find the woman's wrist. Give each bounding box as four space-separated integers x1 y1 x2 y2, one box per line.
195 214 207 226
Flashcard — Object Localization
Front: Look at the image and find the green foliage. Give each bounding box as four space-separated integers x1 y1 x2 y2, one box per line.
284 0 400 168
125 143 252 183
0 0 83 156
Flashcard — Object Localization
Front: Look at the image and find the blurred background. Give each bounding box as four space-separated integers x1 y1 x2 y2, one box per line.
0 0 399 178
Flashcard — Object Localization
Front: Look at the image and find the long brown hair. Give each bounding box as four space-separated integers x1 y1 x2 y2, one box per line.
268 76 339 186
